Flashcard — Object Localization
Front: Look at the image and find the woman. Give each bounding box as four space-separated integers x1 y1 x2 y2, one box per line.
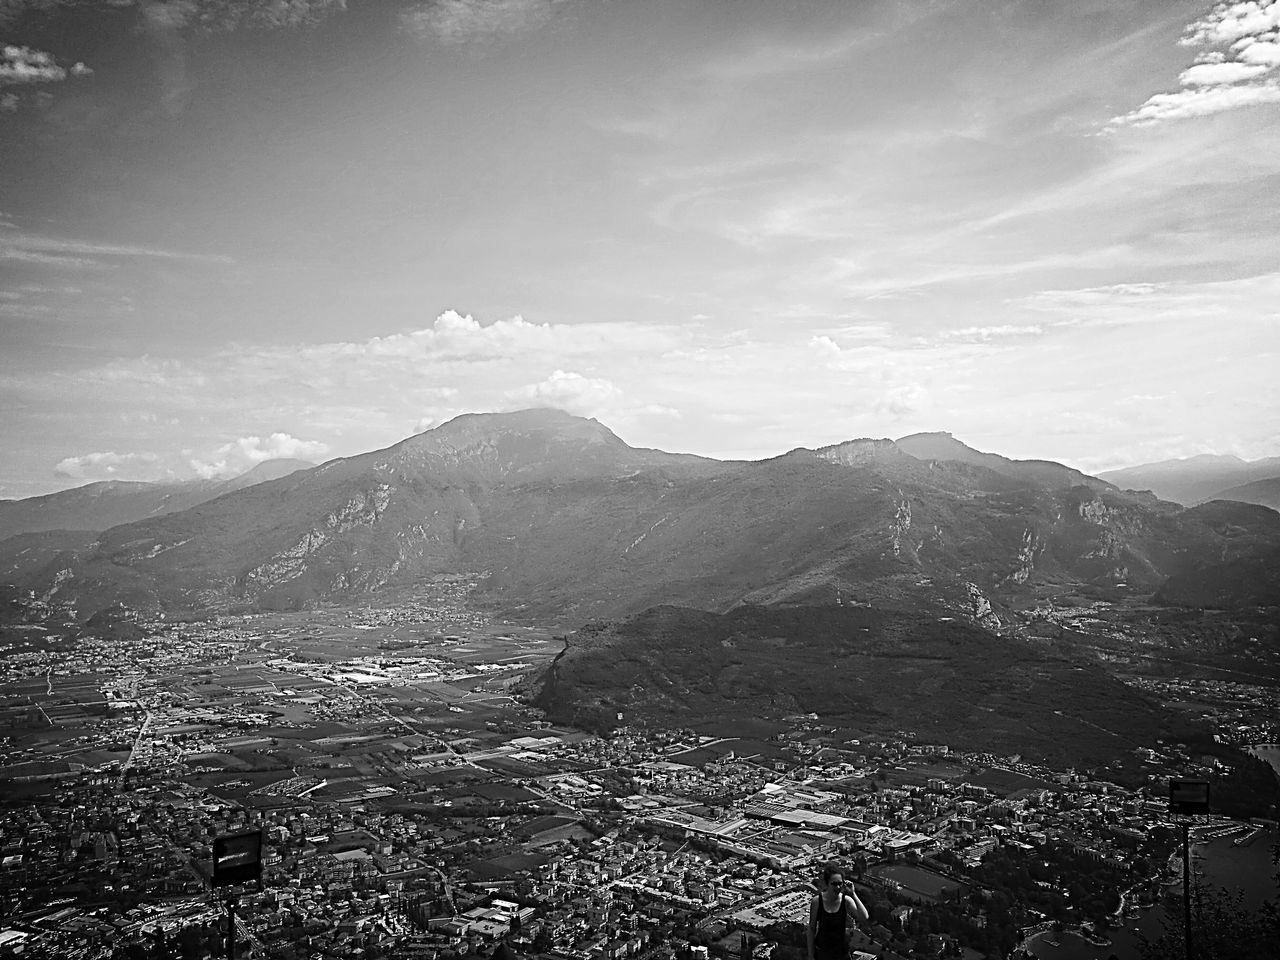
808 862 870 960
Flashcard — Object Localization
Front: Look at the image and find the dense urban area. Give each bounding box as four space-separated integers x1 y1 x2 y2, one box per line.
2 582 1278 960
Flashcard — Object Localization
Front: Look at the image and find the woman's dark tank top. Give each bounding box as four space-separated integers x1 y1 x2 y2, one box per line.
814 894 847 950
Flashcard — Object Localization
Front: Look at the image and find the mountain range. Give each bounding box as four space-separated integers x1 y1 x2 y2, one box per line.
0 459 314 542
3 409 1277 625
1099 453 1280 508
6 409 1277 764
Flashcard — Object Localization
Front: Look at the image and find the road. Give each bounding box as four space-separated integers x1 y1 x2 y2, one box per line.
117 709 155 790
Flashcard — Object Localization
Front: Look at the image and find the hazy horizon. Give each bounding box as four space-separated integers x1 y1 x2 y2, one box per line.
3 0 1279 498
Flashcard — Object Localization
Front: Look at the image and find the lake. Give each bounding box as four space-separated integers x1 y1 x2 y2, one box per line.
1247 743 1280 780
1025 826 1277 960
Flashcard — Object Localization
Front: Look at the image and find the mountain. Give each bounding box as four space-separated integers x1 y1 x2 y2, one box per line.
0 459 314 542
895 431 1111 492
218 458 316 491
533 603 1171 768
1206 476 1280 512
1098 454 1280 506
4 409 1278 624
1151 501 1280 608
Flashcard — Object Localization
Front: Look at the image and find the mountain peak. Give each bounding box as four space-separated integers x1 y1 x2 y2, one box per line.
428 408 623 446
390 408 710 485
899 430 954 441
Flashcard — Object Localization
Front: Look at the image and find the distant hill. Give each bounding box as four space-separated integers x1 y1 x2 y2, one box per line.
532 603 1171 768
1099 454 1280 506
1151 501 1280 608
4 409 1278 624
0 459 314 541
1206 476 1280 512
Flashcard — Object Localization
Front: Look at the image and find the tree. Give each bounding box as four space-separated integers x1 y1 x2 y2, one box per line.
1139 879 1280 960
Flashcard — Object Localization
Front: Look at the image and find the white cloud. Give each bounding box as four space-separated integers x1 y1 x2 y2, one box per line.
54 451 160 480
1018 274 1280 331
17 309 686 470
0 1 344 113
875 383 928 419
1182 1 1280 47
1111 80 1280 125
937 324 1044 342
0 1 348 31
0 231 234 267
1179 60 1272 85
402 0 565 44
189 432 328 479
507 369 621 416
0 44 90 86
223 432 328 464
1110 0 1280 126
291 310 676 366
1237 37 1280 65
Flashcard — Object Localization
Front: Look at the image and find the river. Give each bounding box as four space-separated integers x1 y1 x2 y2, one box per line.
1025 826 1276 960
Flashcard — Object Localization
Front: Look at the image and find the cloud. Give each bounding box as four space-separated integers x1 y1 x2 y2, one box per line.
22 310 680 455
0 0 347 31
1110 0 1280 126
1182 1 1280 46
1019 282 1163 310
1114 79 1280 125
937 324 1044 343
0 2 345 114
222 432 329 463
875 383 928 419
289 309 678 365
402 0 566 44
54 450 160 480
703 27 876 81
1018 274 1280 329
0 44 91 85
0 230 234 268
190 432 328 478
507 369 621 416
1179 60 1272 85
1237 37 1280 66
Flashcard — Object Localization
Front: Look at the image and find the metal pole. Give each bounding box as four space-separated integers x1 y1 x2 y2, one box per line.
1182 820 1192 960
227 896 236 960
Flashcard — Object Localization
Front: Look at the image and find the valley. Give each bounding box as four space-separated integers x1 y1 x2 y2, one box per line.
1 412 1278 960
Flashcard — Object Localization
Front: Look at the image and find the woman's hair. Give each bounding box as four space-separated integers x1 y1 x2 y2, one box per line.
820 862 844 884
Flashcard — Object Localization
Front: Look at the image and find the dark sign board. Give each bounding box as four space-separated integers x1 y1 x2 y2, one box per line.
1169 778 1210 815
212 830 263 888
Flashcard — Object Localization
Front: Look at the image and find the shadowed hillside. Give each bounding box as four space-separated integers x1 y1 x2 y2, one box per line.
533 603 1171 768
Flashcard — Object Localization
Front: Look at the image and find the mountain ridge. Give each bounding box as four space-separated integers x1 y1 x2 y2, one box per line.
1204 476 1280 513
1099 453 1280 506
0 458 315 541
4 409 1277 626
895 431 1112 492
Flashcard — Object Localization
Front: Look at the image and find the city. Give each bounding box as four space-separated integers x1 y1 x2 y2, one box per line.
3 584 1276 960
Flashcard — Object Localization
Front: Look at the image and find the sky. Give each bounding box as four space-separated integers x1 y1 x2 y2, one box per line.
1 0 1279 497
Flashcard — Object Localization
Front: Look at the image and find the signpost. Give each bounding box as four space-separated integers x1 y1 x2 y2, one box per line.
1168 779 1209 959
211 831 263 959
1169 779 1210 816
